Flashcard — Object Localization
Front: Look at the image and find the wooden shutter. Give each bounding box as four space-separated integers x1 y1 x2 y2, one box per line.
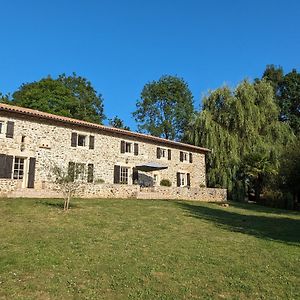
6 121 14 138
134 143 139 156
157 147 161 159
180 151 184 162
189 153 193 163
0 154 6 178
187 173 191 187
177 172 181 187
71 132 77 147
168 149 171 160
132 167 139 183
120 141 125 153
114 165 120 184
4 155 13 179
68 162 75 182
89 135 95 149
27 157 36 188
87 164 94 183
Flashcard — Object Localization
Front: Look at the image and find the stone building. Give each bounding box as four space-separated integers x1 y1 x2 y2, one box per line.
0 103 226 201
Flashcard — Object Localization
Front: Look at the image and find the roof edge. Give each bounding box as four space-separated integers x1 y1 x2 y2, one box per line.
0 103 211 153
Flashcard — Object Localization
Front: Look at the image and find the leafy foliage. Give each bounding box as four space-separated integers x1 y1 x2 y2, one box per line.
133 75 194 140
160 179 172 187
262 65 300 135
7 73 105 124
108 116 130 130
187 80 294 201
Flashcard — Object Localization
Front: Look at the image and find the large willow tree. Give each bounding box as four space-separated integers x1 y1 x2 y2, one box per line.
187 80 293 200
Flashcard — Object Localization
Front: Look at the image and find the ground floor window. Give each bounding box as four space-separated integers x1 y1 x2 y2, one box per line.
13 157 25 179
177 172 191 187
120 167 129 184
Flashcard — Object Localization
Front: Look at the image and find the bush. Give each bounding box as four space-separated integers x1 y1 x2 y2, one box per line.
160 179 171 187
94 178 105 184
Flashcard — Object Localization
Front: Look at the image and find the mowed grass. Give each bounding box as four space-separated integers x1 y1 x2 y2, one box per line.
0 198 299 300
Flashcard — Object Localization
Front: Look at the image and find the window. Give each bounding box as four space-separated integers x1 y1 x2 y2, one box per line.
180 173 185 186
78 135 86 147
0 121 3 134
120 167 129 184
75 163 85 180
161 148 167 158
125 142 132 153
177 172 190 187
13 157 24 179
180 151 189 162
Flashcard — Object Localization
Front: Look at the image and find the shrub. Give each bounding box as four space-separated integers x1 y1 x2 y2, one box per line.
94 178 105 184
160 179 172 187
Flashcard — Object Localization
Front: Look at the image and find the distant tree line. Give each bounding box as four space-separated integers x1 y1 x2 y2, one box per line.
1 66 299 209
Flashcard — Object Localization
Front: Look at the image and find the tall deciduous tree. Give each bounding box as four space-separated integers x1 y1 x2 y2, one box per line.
187 80 293 201
133 75 194 140
262 65 300 135
8 73 105 124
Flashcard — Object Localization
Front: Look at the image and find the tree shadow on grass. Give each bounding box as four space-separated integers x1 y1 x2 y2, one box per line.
176 202 300 245
37 200 80 210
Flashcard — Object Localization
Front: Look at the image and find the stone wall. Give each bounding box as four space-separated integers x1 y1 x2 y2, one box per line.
1 181 227 202
0 111 207 190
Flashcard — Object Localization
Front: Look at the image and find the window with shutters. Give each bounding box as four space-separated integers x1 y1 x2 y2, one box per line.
120 167 129 184
178 173 190 187
180 151 189 162
13 157 25 179
78 135 86 147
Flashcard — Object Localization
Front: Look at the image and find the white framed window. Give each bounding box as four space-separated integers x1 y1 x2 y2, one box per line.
161 148 167 158
0 121 3 134
75 163 85 181
120 166 129 184
13 157 25 179
183 152 188 161
78 135 86 147
125 142 132 153
180 173 185 186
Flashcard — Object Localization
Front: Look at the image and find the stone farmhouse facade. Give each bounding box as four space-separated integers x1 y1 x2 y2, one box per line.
0 103 226 201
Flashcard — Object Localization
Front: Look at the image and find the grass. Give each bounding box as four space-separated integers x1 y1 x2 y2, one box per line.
0 198 299 299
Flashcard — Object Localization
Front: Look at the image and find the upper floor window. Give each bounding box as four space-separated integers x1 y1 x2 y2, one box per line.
71 132 94 149
120 140 139 155
0 121 3 134
180 151 193 163
157 147 171 160
78 134 86 147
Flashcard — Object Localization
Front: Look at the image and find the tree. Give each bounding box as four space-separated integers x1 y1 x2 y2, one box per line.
186 80 293 201
9 73 105 124
262 65 300 135
133 75 194 140
108 116 130 130
279 139 300 209
50 162 85 211
241 151 277 202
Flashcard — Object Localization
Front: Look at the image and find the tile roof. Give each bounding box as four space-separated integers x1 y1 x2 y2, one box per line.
0 103 210 153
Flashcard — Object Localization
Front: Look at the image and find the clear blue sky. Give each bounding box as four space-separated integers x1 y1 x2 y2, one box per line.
1 0 299 129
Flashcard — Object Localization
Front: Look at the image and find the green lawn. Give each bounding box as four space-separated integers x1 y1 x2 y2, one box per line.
0 198 299 299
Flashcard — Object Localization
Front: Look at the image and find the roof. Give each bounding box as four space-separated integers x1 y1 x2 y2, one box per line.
0 103 210 153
